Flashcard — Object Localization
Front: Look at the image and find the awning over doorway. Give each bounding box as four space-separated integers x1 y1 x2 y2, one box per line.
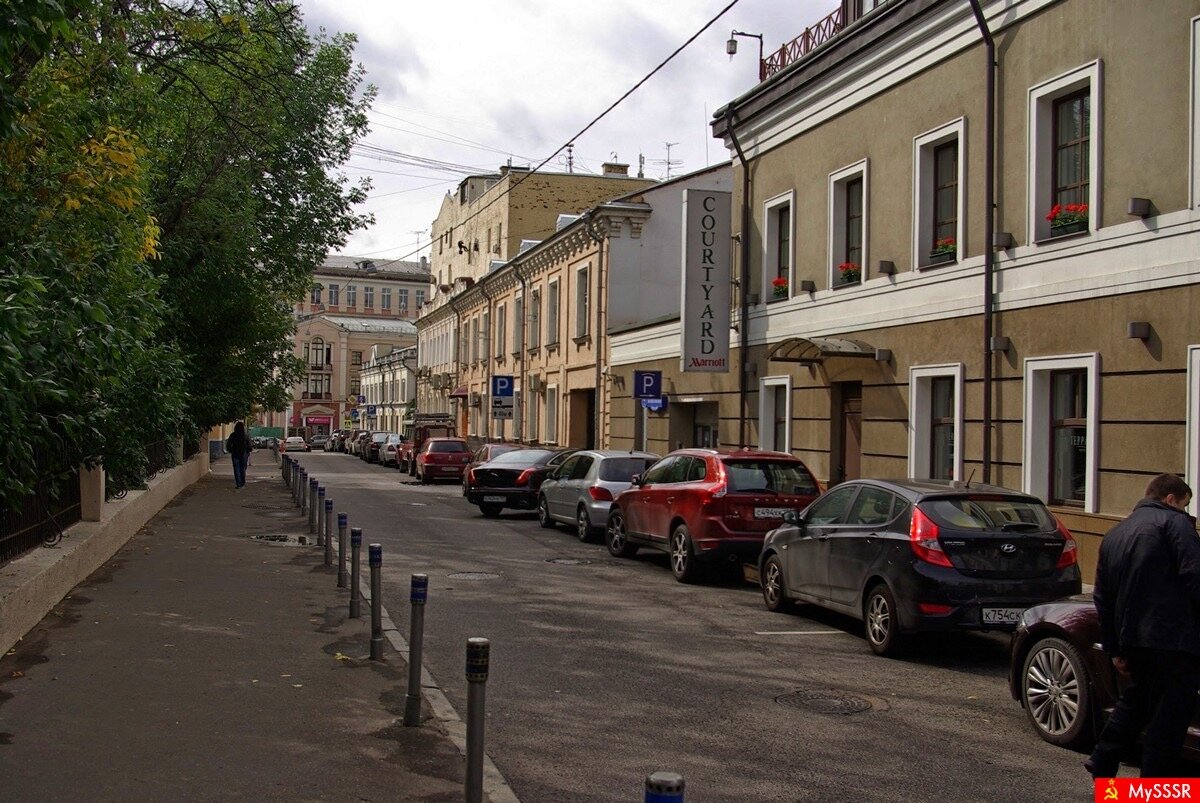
767 336 876 364
449 385 469 399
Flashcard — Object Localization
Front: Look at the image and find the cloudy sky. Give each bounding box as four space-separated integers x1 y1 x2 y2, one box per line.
298 0 833 261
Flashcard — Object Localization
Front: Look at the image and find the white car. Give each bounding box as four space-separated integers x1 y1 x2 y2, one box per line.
283 436 309 452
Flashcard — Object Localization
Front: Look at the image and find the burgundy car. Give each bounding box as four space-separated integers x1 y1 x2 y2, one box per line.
415 437 472 484
606 448 821 583
1010 598 1200 759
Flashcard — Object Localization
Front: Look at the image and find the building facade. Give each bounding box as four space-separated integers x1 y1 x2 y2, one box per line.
360 345 417 434
298 257 430 321
608 0 1200 577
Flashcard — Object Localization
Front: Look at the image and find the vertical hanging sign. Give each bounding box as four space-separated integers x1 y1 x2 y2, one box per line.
680 189 732 372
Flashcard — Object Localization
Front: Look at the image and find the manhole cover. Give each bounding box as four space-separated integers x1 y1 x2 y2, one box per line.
447 572 501 581
775 690 873 715
546 558 591 566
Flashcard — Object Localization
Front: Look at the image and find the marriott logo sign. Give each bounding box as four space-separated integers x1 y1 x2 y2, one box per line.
680 189 731 373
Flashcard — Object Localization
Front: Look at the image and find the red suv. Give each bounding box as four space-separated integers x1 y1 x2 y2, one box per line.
606 448 821 583
415 437 472 484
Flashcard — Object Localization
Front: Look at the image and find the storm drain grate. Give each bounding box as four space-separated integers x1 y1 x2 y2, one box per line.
447 571 501 581
545 558 592 566
775 690 873 716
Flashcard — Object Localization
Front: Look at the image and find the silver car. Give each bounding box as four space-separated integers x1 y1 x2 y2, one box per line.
537 450 660 541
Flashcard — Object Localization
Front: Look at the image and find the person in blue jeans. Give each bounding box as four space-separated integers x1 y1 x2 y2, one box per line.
225 422 253 489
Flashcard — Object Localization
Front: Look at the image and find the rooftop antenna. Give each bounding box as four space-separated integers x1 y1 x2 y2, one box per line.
566 142 575 174
638 153 645 178
650 141 683 180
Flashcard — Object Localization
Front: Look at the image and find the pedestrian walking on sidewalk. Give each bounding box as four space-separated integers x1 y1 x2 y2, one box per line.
225 422 253 489
1087 473 1199 778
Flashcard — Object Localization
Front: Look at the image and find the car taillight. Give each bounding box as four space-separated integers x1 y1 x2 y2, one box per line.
918 602 954 615
588 487 613 502
909 507 953 567
1055 519 1078 568
515 468 534 485
466 468 475 483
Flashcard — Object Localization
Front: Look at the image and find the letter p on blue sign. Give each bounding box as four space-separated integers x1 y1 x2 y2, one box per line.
633 370 662 400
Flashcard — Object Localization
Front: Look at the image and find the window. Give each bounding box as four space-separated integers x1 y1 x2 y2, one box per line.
1023 353 1099 512
381 287 392 311
806 484 859 525
307 374 329 397
829 160 868 287
1188 345 1200 518
481 311 490 360
513 296 524 353
351 350 362 366
364 286 375 309
328 284 339 306
470 317 479 363
529 289 541 349
545 385 558 444
575 265 590 338
346 285 357 308
546 280 560 346
399 288 409 314
496 304 507 355
1028 61 1101 241
763 192 794 301
525 383 538 442
913 120 965 269
350 378 361 396
909 363 963 481
415 289 425 308
460 322 469 364
846 487 897 527
641 457 677 484
307 338 327 368
759 376 791 452
311 285 322 304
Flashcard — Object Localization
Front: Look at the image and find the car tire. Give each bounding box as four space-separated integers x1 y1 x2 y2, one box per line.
576 507 594 543
761 554 793 613
863 583 905 657
669 524 704 583
537 496 556 529
418 465 429 485
480 503 503 518
605 509 637 558
1021 636 1093 749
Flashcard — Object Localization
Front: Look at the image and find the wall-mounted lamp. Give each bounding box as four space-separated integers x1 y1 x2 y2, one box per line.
877 260 896 276
1127 197 1153 218
799 280 817 293
989 336 1011 353
873 348 893 363
1127 321 1151 340
993 232 1015 250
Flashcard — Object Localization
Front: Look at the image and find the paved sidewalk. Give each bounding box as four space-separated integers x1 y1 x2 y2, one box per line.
0 459 468 801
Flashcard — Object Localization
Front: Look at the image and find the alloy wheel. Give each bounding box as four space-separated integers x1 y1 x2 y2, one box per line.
866 592 891 646
1025 644 1081 737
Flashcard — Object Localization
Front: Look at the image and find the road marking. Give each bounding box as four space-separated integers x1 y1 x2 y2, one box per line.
755 630 844 636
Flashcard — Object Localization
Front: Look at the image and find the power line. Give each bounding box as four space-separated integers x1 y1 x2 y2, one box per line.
352 0 742 259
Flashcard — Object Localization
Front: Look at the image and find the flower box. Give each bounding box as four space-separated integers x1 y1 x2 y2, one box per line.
1049 219 1087 237
927 250 956 265
837 262 860 286
771 277 788 300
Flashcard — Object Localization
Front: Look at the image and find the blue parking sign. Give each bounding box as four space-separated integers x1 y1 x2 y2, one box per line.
633 370 662 399
491 375 514 397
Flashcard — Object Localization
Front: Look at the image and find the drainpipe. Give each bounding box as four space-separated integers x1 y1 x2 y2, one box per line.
968 0 996 483
480 279 494 442
448 295 463 426
725 106 752 448
583 212 606 449
514 265 528 442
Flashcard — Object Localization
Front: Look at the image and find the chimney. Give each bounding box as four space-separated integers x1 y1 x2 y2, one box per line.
419 256 428 271
602 161 630 177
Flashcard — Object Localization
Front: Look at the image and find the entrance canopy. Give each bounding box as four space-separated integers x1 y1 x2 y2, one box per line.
449 385 469 399
767 337 876 364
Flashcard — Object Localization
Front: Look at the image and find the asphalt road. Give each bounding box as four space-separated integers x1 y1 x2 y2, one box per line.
290 451 1095 802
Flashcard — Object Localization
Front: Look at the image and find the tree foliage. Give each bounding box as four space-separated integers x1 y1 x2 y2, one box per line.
0 1 373 505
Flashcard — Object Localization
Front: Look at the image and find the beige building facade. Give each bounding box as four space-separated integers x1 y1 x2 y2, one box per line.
608 0 1200 580
360 345 416 434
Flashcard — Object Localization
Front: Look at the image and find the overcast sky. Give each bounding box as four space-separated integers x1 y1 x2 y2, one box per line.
298 1 833 261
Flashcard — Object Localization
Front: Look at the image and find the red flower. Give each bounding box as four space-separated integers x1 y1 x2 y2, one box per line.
771 277 788 288
838 262 859 273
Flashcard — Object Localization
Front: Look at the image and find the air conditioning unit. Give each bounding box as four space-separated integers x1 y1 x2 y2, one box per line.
439 372 451 388
418 366 431 378
528 375 542 393
432 374 444 389
470 392 482 407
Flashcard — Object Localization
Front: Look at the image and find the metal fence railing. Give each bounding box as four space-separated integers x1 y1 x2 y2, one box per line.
0 460 81 565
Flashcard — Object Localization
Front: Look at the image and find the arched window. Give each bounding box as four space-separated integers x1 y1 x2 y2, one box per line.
308 337 326 367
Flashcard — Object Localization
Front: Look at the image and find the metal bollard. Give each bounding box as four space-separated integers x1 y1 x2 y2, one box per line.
323 500 334 564
316 486 326 545
403 574 428 726
349 527 362 618
645 772 685 803
295 468 304 506
308 479 318 533
465 638 489 803
336 513 348 587
369 544 383 660
281 456 289 484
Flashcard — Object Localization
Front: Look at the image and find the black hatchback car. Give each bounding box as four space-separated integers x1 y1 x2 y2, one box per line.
758 479 1082 656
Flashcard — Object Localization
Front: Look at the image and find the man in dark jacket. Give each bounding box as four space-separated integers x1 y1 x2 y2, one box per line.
1087 473 1198 778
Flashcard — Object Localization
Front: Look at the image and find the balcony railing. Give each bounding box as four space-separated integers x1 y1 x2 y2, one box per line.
762 6 845 81
301 391 333 401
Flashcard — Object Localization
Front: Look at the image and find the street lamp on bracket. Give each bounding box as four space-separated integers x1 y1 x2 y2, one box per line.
726 30 765 82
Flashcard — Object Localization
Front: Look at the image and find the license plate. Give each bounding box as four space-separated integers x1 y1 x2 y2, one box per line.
982 607 1024 625
440 466 458 472
754 507 790 519
483 495 505 503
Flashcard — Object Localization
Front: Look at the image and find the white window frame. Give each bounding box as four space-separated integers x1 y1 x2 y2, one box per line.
546 279 560 346
1027 60 1103 243
513 295 524 353
912 118 967 270
1022 353 1100 513
346 284 357 307
364 285 375 308
481 310 490 361
1191 16 1200 208
908 363 965 481
525 385 538 443
827 158 869 286
496 303 507 356
545 384 558 445
529 288 541 349
575 264 590 339
1187 344 1200 518
381 287 392 311
328 284 339 306
762 191 795 302
758 375 792 452
470 317 479 363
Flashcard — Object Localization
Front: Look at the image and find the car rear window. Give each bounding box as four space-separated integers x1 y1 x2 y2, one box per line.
428 441 468 453
920 495 1056 532
723 460 820 496
488 449 554 465
599 457 657 482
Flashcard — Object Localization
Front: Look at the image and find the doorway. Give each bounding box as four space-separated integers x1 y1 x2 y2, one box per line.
568 389 596 448
830 381 862 485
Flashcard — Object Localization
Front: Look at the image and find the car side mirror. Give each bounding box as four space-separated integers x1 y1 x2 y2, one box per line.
782 509 804 527
631 474 643 486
